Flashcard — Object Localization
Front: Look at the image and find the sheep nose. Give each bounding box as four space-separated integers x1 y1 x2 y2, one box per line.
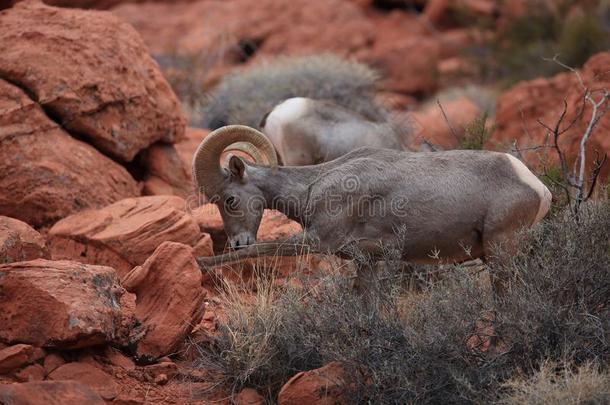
230 233 255 250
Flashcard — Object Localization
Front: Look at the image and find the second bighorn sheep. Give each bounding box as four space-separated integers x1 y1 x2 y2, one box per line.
193 125 552 292
260 97 405 165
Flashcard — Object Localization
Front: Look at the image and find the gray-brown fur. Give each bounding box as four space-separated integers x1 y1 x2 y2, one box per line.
198 147 548 275
262 97 405 165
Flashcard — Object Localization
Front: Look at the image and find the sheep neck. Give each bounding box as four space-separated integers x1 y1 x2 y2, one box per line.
248 165 322 226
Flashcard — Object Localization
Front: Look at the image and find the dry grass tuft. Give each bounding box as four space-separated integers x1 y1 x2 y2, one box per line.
195 199 610 403
502 362 610 405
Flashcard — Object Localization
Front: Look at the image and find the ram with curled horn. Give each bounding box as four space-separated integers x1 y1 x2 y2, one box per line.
193 125 552 293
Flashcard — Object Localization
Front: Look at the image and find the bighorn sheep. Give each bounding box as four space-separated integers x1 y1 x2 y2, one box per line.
261 97 405 165
193 125 552 292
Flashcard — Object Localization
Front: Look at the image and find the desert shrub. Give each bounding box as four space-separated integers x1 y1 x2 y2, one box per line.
198 54 389 129
197 200 610 403
489 199 610 368
501 361 610 405
478 1 610 85
459 112 494 150
557 12 610 69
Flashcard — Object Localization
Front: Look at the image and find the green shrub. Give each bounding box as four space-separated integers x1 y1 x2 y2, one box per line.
478 2 610 85
198 54 388 129
460 112 494 150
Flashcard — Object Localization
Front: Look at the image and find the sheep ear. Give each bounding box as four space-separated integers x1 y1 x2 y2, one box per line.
228 155 245 179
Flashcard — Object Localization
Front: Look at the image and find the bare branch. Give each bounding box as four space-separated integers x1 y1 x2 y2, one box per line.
437 100 461 144
584 152 608 201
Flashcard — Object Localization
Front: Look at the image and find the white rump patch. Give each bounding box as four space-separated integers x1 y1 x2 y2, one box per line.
262 97 311 161
506 154 552 224
265 97 310 128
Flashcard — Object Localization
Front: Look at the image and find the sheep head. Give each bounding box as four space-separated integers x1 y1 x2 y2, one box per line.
192 125 278 249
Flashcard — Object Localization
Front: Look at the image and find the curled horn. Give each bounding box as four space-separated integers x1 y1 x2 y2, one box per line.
223 141 266 163
192 125 278 196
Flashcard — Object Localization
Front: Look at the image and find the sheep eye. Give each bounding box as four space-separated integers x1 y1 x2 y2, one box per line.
225 196 238 211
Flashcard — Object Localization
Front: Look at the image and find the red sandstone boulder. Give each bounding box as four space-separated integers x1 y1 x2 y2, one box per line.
0 380 106 405
48 196 205 277
121 242 205 360
0 259 124 348
423 0 497 27
0 79 139 227
112 0 373 59
174 127 209 173
141 143 192 199
0 216 49 263
43 353 66 375
0 0 185 162
112 0 438 95
13 364 46 382
234 388 265 405
0 344 45 374
490 52 610 174
362 37 439 96
48 362 118 400
104 347 135 370
408 96 482 150
277 362 348 405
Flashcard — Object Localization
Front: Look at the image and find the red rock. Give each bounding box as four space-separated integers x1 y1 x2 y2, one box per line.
490 52 610 177
174 127 209 172
111 394 146 405
234 388 265 405
141 143 192 199
191 204 225 252
154 373 168 385
0 259 124 348
0 217 49 264
43 0 140 9
254 0 373 58
364 37 439 95
0 0 185 162
43 353 66 375
438 29 487 59
0 344 44 374
376 92 418 110
0 79 140 227
121 242 205 360
423 0 497 26
257 210 303 242
0 380 106 405
144 361 178 380
48 362 118 400
112 0 374 59
104 347 135 371
13 364 46 382
192 233 214 258
277 362 348 405
438 57 477 86
48 196 202 277
112 0 439 95
408 96 482 150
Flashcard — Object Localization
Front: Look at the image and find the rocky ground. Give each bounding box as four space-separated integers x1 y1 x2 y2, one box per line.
0 0 608 403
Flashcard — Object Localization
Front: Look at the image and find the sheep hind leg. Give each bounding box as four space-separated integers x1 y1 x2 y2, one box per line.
481 226 519 298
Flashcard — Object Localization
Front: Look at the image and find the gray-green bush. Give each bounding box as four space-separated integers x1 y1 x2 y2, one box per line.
198 54 389 129
477 1 610 85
